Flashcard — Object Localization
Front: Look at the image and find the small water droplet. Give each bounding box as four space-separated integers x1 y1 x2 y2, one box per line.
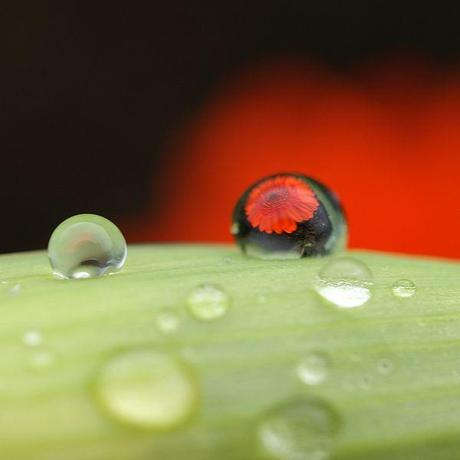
8 283 21 296
48 214 127 279
314 257 373 308
358 376 372 390
156 310 181 334
186 284 230 321
392 279 416 298
258 398 340 460
96 349 198 430
297 352 329 386
31 351 54 368
23 330 42 347
377 359 393 375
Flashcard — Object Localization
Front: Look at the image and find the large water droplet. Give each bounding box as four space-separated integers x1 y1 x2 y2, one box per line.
48 214 127 279
186 284 230 321
314 257 373 308
297 352 329 386
392 279 416 298
232 174 347 260
258 398 340 460
96 349 198 430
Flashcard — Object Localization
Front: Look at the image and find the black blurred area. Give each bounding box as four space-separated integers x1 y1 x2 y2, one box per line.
1 2 460 252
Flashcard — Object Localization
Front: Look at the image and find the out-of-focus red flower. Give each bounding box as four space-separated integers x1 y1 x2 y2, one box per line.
125 59 460 259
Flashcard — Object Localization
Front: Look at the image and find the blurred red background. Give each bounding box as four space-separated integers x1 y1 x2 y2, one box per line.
125 59 460 259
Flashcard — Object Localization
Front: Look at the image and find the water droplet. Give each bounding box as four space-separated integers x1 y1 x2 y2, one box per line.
258 398 340 460
232 174 347 260
314 257 373 308
257 294 267 304
23 330 42 347
358 376 372 390
8 283 21 296
392 279 416 298
186 284 230 321
156 310 181 334
48 214 127 279
377 359 393 375
96 349 198 430
31 351 54 368
297 352 330 386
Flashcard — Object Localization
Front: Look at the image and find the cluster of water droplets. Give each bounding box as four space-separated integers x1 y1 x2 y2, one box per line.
2 211 420 459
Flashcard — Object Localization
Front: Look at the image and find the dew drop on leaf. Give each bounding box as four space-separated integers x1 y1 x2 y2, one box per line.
48 214 127 279
297 352 330 386
377 358 394 375
392 279 416 298
23 330 42 347
186 284 230 321
314 257 373 308
96 349 198 430
258 398 340 460
156 310 181 334
232 173 347 260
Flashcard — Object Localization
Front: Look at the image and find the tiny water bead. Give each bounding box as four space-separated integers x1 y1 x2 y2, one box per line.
96 349 198 430
48 214 127 279
297 352 330 386
186 284 230 321
232 173 347 259
314 257 373 308
392 279 416 298
8 283 21 296
258 398 340 460
377 358 394 375
23 330 42 347
156 310 181 334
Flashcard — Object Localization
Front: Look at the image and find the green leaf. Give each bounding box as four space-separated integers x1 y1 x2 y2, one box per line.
0 245 459 460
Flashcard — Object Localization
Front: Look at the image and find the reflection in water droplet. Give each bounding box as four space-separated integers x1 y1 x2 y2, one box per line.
297 352 329 386
96 349 198 430
377 359 393 375
392 279 416 298
258 398 340 460
23 330 42 347
156 310 181 334
314 257 373 308
186 284 230 321
48 214 127 279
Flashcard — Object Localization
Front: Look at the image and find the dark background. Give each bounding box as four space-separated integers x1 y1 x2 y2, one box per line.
1 2 460 253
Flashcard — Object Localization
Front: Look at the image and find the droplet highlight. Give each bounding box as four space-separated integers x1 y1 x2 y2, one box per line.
297 352 329 386
96 349 198 430
314 257 373 308
48 214 127 279
392 279 416 298
258 398 340 460
186 284 230 321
